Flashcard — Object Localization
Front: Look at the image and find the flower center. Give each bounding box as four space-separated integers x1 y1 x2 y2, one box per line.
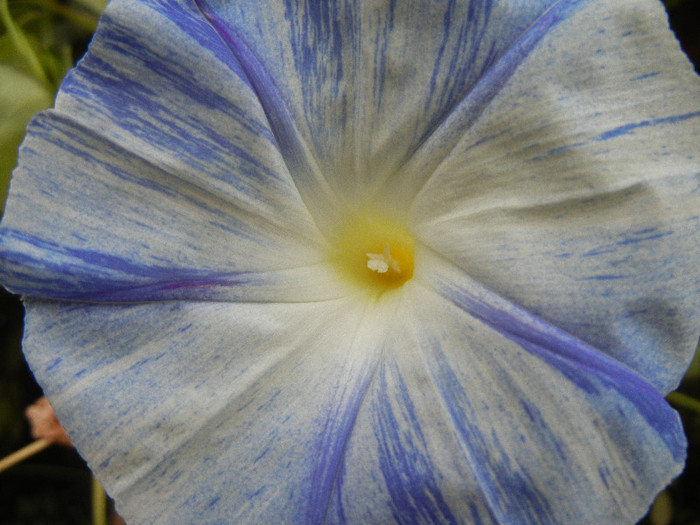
330 214 414 291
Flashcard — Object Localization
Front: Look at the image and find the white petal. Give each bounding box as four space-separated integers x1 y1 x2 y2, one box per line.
0 112 341 301
24 266 686 524
409 0 700 391
195 0 571 221
23 296 392 523
332 274 685 524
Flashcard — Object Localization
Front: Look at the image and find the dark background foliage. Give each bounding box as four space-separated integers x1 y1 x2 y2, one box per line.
0 0 698 523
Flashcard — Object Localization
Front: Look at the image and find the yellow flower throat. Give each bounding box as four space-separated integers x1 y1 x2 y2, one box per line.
330 214 414 291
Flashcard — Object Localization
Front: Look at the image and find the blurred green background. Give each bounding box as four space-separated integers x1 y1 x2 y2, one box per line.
0 0 698 523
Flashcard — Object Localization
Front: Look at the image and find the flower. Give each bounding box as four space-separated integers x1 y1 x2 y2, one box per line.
1 0 699 523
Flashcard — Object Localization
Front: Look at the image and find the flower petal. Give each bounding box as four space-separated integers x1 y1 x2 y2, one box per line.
331 269 685 524
194 0 575 218
0 0 350 302
0 112 343 301
409 0 700 391
25 261 686 524
23 296 389 524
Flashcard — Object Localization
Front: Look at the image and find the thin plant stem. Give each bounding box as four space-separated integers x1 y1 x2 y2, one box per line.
667 391 700 415
0 438 51 473
27 0 100 32
92 476 108 525
0 0 50 88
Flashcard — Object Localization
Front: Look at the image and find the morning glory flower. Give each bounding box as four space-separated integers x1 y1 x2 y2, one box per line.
1 0 699 523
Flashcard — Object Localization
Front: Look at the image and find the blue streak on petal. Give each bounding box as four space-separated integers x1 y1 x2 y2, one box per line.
0 228 253 301
194 1 335 213
582 274 629 281
307 357 377 524
515 398 569 466
422 333 554 524
437 276 685 463
595 111 700 141
282 0 350 124
374 361 458 524
399 0 590 199
582 248 616 257
616 229 672 245
372 0 396 111
136 0 253 88
28 108 280 214
630 72 660 82
437 0 584 137
428 0 491 117
32 113 279 241
528 142 587 161
61 50 279 189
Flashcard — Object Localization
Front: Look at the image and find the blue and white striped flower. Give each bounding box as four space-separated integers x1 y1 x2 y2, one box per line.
1 0 699 523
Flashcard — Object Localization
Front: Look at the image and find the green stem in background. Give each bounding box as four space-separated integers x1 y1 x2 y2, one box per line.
27 0 100 32
667 391 700 415
0 0 50 88
92 477 108 525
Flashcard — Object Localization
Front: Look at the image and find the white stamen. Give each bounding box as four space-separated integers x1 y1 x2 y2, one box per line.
366 245 400 274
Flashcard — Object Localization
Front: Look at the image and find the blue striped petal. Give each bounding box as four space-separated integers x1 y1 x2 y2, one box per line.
409 0 700 392
327 273 685 524
22 271 686 524
194 0 577 221
0 0 342 302
23 297 386 524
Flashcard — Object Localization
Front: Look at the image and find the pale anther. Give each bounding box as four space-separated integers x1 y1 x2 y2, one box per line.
367 245 400 274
